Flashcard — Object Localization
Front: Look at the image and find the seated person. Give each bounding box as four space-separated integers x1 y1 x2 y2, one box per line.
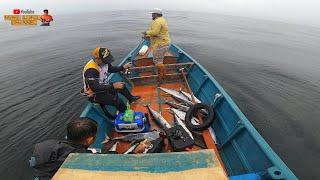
29 118 97 179
83 47 140 113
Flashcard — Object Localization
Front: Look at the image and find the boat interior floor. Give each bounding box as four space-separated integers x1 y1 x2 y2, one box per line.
104 82 220 156
104 49 222 157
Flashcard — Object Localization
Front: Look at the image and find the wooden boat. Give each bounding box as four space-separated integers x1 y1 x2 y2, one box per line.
53 40 297 179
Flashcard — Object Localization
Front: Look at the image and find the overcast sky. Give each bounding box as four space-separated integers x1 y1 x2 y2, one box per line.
1 0 320 27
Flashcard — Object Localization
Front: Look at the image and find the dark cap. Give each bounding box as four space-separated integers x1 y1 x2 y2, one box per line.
92 47 114 64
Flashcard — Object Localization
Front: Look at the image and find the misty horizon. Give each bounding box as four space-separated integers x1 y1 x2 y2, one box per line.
1 0 320 27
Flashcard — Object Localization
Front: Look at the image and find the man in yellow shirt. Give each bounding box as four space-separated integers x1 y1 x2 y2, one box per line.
143 8 171 82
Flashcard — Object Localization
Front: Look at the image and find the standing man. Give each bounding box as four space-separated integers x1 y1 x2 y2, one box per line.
143 8 171 82
83 47 140 113
40 9 53 26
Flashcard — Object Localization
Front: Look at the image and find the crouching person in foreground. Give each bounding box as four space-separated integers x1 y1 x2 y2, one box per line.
29 118 97 180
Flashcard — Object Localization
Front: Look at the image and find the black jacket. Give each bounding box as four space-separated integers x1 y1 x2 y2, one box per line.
84 63 124 93
30 140 91 179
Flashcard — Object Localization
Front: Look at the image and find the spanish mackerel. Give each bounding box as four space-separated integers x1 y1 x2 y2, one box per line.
102 131 160 144
173 113 194 140
165 100 189 112
145 104 172 130
166 100 208 115
179 89 201 103
158 87 193 106
168 107 200 125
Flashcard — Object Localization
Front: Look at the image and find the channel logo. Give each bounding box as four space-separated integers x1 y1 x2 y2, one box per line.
4 8 53 26
13 9 21 14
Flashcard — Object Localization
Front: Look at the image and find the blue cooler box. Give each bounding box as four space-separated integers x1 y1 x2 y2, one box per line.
114 112 149 133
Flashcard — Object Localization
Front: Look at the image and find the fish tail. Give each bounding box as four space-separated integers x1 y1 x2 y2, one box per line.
101 136 111 144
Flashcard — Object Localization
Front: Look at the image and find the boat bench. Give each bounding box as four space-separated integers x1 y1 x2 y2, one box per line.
127 62 194 85
53 149 227 180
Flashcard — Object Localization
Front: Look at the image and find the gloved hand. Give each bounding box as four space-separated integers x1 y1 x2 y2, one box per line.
141 31 149 39
123 62 132 69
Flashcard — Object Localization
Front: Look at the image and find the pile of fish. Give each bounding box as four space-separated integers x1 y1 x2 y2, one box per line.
145 104 195 151
145 87 208 150
102 131 161 144
101 87 207 154
158 87 201 106
145 87 203 135
102 131 163 154
159 87 205 125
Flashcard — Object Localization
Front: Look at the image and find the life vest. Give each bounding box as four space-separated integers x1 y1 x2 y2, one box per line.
82 59 109 97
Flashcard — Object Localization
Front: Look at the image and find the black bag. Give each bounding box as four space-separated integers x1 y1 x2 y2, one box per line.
146 137 164 153
165 125 195 151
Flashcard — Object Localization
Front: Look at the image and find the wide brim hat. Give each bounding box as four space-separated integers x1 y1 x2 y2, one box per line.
149 8 162 15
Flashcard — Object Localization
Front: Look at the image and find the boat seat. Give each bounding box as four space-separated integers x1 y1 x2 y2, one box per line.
53 149 227 180
130 62 194 74
136 48 177 60
134 50 179 66
128 73 183 85
126 63 193 85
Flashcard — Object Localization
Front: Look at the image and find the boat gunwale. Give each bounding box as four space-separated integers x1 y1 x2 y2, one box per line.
169 43 297 179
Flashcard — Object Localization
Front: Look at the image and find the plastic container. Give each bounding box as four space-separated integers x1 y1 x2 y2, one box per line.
139 45 148 56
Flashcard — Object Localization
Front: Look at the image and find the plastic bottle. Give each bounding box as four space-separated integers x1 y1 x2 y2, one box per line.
121 103 134 122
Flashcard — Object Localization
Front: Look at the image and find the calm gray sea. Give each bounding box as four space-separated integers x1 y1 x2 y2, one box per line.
0 11 319 179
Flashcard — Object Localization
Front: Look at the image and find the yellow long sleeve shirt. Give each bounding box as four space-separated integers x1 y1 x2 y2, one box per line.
146 17 171 48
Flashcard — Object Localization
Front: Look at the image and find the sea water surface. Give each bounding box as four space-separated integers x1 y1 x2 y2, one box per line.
0 11 319 179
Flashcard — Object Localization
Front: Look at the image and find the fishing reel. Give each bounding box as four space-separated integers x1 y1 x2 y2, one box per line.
123 61 133 76
124 68 131 75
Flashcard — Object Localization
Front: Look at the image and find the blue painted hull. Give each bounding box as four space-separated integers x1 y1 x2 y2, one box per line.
80 40 297 179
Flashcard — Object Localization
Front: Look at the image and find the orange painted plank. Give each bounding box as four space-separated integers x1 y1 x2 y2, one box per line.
202 130 227 175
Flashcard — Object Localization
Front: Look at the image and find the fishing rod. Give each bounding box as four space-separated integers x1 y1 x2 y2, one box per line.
179 68 196 104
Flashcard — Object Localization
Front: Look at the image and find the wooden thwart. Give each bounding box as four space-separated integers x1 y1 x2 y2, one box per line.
130 62 194 73
134 57 177 67
128 73 183 85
